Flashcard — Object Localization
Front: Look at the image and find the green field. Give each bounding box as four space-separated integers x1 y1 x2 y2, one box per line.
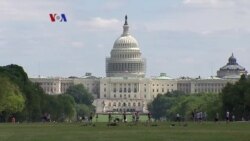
0 122 250 141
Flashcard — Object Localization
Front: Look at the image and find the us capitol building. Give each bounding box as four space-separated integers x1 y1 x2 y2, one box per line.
30 16 248 113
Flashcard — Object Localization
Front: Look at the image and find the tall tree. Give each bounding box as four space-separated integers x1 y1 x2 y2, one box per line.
222 75 250 120
0 76 25 121
148 91 222 121
65 84 94 105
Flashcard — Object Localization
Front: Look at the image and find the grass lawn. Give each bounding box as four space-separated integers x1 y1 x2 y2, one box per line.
0 121 250 141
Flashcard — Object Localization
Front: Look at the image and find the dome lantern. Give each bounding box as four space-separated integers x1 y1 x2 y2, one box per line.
228 53 237 65
122 15 129 36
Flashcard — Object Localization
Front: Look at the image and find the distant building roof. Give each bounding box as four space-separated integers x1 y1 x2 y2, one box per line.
153 73 173 80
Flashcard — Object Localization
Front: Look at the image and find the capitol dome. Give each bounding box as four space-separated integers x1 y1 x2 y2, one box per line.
106 15 146 78
113 35 139 49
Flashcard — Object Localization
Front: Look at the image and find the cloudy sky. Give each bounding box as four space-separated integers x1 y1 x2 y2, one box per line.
0 0 249 78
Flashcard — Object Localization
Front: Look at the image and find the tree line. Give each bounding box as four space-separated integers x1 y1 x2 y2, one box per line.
1 64 249 122
0 64 94 122
148 75 250 121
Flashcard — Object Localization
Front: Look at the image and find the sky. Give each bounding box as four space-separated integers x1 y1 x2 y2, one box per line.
0 0 249 78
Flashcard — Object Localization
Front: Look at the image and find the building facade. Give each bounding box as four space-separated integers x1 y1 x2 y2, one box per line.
30 77 74 95
31 73 100 98
177 76 236 94
30 16 247 114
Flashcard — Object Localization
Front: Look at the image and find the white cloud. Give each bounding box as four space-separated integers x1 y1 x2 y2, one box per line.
97 44 105 49
143 1 250 35
71 41 85 48
1 0 249 77
77 17 122 31
0 0 68 22
179 57 198 64
183 0 250 9
183 0 235 8
102 0 126 10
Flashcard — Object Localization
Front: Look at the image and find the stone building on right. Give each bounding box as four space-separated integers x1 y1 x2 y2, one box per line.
217 53 248 79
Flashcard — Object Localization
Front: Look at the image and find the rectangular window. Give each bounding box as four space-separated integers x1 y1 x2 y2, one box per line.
134 88 137 93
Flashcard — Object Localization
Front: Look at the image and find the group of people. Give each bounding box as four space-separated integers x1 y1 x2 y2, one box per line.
214 111 237 123
108 111 152 124
173 110 238 123
40 110 241 124
108 112 141 123
191 111 207 122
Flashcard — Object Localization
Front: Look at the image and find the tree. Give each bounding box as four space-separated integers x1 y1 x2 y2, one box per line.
148 91 222 121
65 84 94 105
148 94 175 120
57 94 76 120
76 104 92 119
0 64 82 122
0 76 25 121
222 75 250 120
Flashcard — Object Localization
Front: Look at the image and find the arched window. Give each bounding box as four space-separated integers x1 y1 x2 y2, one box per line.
128 102 131 107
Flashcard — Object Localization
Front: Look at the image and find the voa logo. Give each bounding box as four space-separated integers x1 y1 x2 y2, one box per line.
49 13 67 22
